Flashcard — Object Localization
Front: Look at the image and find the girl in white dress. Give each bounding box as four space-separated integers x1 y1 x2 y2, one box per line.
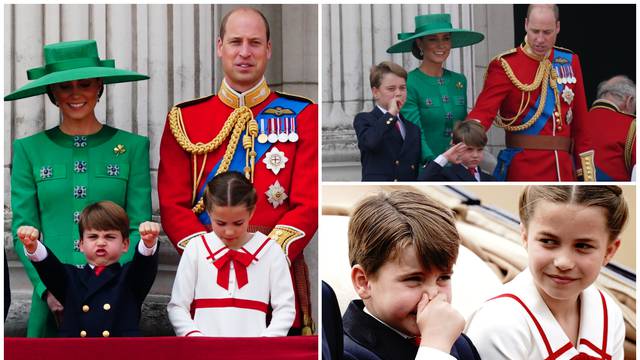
466 186 628 360
168 171 295 337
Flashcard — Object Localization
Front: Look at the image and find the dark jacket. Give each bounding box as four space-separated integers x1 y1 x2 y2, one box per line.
343 300 480 360
419 161 496 182
354 107 421 181
32 244 158 337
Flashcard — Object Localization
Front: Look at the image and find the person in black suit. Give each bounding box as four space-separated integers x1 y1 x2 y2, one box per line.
354 61 421 181
343 191 481 360
419 120 496 181
322 281 344 360
16 201 160 337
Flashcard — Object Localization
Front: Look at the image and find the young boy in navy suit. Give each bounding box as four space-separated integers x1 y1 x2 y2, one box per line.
17 201 160 337
354 61 422 181
343 191 480 360
419 120 495 181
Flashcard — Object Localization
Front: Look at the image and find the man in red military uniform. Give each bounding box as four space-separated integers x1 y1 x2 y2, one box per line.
587 75 636 181
468 4 594 181
158 7 317 334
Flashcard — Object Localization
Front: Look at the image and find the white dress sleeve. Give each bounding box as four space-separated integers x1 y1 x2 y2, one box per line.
261 244 296 336
609 297 626 360
167 238 203 336
465 300 532 360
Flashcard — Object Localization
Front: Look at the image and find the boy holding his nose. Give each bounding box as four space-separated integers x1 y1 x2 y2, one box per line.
343 190 480 359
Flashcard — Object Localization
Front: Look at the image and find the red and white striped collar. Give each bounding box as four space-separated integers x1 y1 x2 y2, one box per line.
200 231 274 262
492 269 612 360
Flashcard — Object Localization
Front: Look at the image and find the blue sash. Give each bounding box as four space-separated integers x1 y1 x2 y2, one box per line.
595 166 613 182
494 48 573 180
196 96 310 225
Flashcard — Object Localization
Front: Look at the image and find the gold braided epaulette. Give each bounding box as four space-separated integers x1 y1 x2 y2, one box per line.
553 45 574 54
493 48 517 62
275 91 315 105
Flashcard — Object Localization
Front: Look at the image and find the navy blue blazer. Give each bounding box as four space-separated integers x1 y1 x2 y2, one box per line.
343 300 480 360
322 281 344 360
419 161 496 182
354 107 421 181
32 244 159 337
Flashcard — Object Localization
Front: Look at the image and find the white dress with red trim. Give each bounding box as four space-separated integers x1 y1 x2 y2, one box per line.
465 269 624 360
167 231 295 337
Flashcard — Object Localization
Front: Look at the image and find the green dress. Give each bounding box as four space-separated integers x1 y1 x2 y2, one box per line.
11 125 151 337
401 68 468 163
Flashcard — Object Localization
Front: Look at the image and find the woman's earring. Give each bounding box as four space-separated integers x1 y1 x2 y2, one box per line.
419 49 424 57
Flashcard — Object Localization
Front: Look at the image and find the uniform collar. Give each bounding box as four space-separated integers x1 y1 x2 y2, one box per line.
521 39 550 62
217 77 271 109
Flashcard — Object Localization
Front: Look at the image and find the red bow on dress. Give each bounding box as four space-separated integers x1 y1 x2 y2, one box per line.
213 249 254 290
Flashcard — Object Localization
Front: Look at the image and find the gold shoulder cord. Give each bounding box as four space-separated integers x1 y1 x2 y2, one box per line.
494 58 563 132
168 105 258 214
624 119 636 172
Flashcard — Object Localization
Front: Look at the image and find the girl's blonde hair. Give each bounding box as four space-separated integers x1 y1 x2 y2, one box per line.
519 185 628 241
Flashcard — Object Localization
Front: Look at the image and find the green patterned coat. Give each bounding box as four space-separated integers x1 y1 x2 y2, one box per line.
11 125 151 337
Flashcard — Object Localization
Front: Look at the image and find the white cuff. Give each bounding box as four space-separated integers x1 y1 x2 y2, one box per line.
434 154 449 167
137 240 158 256
24 241 48 262
415 346 456 360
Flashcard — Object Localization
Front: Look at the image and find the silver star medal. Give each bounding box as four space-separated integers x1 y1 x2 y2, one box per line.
263 146 288 175
265 180 288 208
562 86 574 105
566 108 573 125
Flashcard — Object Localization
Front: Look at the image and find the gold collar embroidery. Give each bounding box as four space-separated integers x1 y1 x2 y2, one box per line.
218 77 271 109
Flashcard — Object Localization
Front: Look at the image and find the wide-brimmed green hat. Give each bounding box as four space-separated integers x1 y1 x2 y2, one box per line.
387 14 484 54
5 40 149 101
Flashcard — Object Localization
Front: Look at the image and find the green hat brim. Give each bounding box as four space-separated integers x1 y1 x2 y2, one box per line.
387 28 484 54
4 67 149 101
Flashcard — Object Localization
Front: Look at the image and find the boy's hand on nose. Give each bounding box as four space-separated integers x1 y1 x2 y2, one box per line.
416 293 465 352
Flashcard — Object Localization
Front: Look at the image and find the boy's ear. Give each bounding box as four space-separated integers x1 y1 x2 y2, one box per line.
602 238 621 266
520 223 528 248
351 264 371 300
122 237 130 252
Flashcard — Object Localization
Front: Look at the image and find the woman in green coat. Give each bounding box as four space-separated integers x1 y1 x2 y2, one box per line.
5 40 151 337
388 14 484 164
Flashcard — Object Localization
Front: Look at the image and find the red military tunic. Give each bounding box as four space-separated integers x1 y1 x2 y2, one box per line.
158 78 318 330
468 44 592 181
586 99 635 181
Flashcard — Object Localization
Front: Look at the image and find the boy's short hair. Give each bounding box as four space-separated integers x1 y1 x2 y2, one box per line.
348 191 460 277
452 120 487 148
369 61 407 89
78 201 130 239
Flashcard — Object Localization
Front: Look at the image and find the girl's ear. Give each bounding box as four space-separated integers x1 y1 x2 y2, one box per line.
520 222 528 249
351 265 372 300
602 238 621 266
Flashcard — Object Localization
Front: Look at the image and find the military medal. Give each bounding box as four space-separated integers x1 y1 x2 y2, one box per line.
568 66 576 84
566 108 573 124
278 117 288 143
556 66 565 84
263 146 288 175
268 117 278 143
562 86 574 105
265 180 288 208
288 117 299 142
257 118 268 144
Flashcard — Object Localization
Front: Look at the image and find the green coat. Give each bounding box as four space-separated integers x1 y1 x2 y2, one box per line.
401 68 468 163
11 125 151 337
